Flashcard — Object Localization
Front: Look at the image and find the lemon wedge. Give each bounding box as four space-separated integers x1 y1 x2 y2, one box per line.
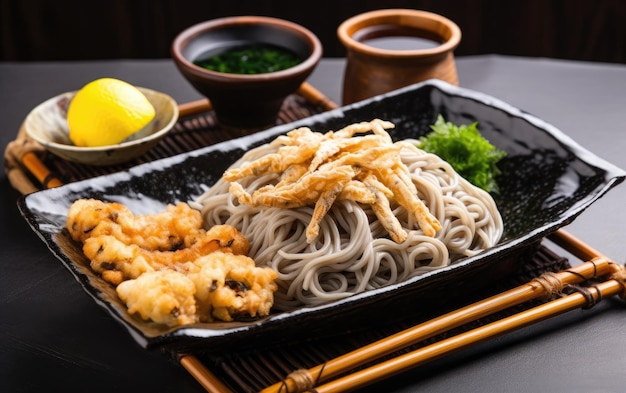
67 78 156 147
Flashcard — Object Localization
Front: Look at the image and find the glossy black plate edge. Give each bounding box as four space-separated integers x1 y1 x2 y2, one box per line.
16 79 626 352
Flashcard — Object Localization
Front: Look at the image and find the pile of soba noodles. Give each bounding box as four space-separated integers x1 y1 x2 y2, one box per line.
193 119 503 311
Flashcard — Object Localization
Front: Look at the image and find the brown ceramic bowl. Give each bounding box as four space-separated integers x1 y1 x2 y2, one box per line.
171 16 322 131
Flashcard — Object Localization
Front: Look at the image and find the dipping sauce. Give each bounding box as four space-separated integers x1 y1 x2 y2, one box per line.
193 43 302 74
353 24 442 51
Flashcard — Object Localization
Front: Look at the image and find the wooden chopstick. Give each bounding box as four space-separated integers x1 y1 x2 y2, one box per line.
21 151 64 189
297 82 339 111
178 98 212 117
260 229 614 393
179 355 234 393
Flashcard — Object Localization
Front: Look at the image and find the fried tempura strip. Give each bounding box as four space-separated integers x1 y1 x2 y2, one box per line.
276 163 309 187
338 180 377 204
229 182 252 205
306 177 351 243
369 118 395 141
270 126 321 147
370 187 408 243
229 132 339 181
248 165 356 208
334 119 395 139
376 166 441 237
308 134 389 172
223 143 319 181
360 172 394 198
316 145 402 174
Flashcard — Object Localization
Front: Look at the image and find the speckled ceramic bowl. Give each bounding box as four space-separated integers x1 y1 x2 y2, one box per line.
24 87 178 166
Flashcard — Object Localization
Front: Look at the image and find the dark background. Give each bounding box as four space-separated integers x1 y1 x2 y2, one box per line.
2 0 626 64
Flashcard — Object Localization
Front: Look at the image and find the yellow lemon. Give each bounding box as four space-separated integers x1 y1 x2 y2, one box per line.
67 78 156 147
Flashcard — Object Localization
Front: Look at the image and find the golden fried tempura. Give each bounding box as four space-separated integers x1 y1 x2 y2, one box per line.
79 224 250 285
205 224 250 256
81 235 155 285
67 199 277 327
183 251 278 322
116 270 198 327
223 119 442 243
67 198 205 251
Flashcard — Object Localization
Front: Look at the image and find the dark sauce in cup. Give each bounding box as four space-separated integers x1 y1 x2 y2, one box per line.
353 24 443 51
194 43 302 74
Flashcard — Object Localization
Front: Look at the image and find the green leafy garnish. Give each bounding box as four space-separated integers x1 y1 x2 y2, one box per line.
194 44 302 74
419 115 507 193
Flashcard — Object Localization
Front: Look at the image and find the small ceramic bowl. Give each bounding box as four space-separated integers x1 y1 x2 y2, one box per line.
171 16 322 132
24 87 178 166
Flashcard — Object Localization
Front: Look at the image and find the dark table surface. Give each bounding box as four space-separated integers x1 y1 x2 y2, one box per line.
2 55 626 393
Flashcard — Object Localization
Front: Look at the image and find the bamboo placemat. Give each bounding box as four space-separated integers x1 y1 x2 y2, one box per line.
5 82 623 393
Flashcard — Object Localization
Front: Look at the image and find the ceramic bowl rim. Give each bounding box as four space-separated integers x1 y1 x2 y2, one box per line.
337 8 462 58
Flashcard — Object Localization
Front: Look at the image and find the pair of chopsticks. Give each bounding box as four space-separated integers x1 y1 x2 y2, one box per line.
248 229 624 393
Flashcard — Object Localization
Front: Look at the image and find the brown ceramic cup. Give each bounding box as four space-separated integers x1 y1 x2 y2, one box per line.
172 16 322 132
337 9 461 105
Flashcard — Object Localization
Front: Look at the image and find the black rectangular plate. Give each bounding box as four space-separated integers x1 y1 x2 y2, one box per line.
18 80 625 353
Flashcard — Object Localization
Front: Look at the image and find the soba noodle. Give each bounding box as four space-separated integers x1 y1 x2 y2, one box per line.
194 135 503 311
